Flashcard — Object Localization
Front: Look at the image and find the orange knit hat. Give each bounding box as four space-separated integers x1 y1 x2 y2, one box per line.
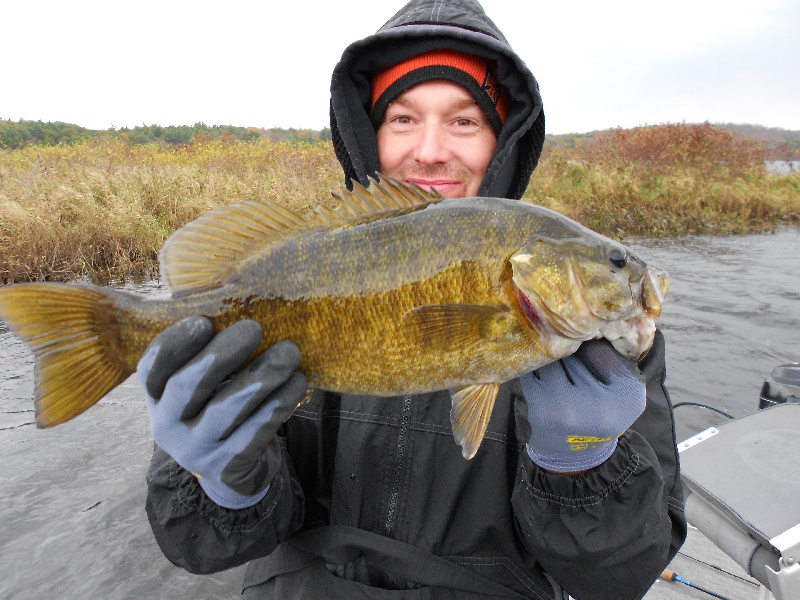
370 50 510 134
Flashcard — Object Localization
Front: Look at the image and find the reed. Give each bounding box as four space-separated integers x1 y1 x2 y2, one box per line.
0 138 340 283
1 125 798 283
526 123 799 237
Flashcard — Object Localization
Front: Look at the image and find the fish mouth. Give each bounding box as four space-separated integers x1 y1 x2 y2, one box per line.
599 313 657 360
597 266 666 359
640 266 669 319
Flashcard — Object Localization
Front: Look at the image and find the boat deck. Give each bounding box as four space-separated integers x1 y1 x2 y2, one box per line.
644 524 765 600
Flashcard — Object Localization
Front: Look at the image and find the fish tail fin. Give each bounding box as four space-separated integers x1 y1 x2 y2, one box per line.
0 283 137 428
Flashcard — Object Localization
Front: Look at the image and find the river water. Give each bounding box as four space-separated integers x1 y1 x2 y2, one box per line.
1 228 798 598
628 228 799 441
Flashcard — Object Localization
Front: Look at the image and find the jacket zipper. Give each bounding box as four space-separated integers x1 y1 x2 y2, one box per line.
384 394 412 536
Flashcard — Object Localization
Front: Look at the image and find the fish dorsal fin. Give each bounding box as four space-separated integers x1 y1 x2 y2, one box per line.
451 383 500 459
330 175 443 221
159 175 443 296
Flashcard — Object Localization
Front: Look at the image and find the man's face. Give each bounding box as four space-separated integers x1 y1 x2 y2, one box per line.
376 80 498 198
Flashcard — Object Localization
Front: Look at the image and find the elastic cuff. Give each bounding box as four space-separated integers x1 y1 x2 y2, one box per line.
526 438 618 473
197 478 270 509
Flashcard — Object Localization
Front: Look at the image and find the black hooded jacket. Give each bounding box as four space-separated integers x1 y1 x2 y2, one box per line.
145 2 686 599
329 0 545 200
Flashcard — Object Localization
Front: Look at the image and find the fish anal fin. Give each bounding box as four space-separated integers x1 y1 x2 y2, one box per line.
160 175 442 296
403 304 511 351
450 383 500 459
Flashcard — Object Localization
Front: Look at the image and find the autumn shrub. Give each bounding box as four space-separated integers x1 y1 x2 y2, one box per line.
526 123 799 237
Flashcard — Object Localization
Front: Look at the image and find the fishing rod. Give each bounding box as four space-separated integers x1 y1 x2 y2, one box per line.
660 569 732 600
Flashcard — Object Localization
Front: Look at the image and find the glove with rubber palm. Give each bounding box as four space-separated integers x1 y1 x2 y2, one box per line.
139 316 307 508
520 339 646 474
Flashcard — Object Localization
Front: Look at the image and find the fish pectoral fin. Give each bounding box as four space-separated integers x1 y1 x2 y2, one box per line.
450 383 500 460
403 304 510 351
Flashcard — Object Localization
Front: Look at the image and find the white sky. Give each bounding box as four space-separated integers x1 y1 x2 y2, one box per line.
2 0 798 135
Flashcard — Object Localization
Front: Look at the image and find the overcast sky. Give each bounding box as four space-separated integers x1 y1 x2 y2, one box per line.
3 0 798 135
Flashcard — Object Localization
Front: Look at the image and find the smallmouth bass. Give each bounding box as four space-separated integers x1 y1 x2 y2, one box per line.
0 177 668 459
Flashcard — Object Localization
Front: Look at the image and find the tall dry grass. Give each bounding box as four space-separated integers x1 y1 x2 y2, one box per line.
0 139 341 283
1 124 798 283
527 123 799 237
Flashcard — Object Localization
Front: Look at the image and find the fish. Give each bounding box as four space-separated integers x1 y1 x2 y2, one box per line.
0 177 668 459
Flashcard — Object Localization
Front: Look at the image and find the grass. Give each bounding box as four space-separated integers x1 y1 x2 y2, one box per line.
0 139 341 283
525 123 799 237
1 124 798 284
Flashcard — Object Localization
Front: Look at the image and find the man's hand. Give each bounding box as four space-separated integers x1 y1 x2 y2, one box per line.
520 339 646 474
138 316 307 508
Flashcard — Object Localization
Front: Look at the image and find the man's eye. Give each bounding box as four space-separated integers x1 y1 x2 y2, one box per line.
389 115 413 124
453 117 485 130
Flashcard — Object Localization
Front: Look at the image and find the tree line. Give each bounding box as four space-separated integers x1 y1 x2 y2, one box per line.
3 118 798 161
0 119 332 150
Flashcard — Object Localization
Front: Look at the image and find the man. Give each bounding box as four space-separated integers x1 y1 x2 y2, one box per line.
142 1 686 598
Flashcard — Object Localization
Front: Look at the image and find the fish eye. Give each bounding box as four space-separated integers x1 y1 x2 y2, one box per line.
609 248 628 268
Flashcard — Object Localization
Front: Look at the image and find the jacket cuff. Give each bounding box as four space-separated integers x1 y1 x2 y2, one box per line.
146 443 305 574
525 437 618 473
147 445 286 532
197 477 270 510
521 433 636 499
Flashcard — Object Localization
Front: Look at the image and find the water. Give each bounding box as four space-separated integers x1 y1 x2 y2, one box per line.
1 228 798 598
765 160 800 175
628 228 800 441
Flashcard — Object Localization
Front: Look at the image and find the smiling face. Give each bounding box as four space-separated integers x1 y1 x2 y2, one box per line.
376 80 498 198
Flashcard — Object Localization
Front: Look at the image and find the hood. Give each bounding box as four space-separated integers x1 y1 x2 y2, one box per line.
329 0 545 199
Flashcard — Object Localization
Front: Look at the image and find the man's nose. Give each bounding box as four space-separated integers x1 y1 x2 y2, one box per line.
412 124 451 164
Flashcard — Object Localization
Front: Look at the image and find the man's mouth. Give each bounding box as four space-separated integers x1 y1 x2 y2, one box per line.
406 179 462 196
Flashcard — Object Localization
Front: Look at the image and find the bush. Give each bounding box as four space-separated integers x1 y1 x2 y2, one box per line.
525 123 798 237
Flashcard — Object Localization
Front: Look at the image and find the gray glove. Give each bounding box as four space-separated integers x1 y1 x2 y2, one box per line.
139 316 307 508
520 339 646 474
